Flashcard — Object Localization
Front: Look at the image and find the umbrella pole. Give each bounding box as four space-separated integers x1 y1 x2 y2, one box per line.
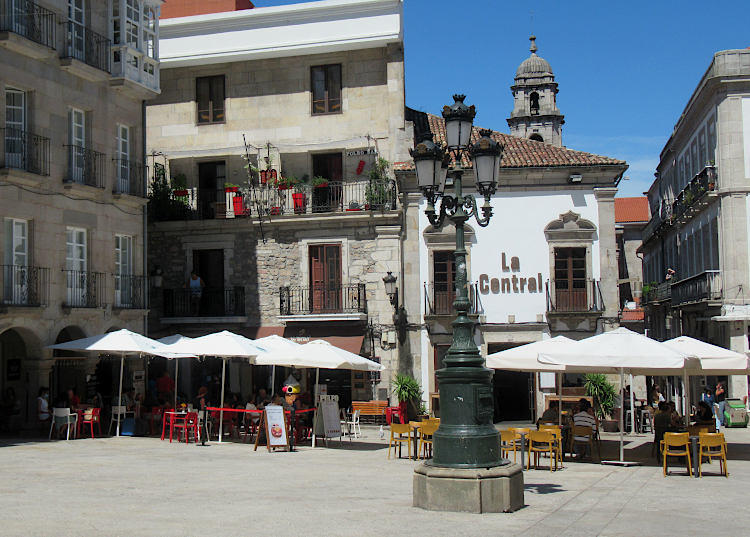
557 372 562 427
683 369 690 429
218 359 226 443
619 368 624 462
312 368 320 448
174 360 179 410
629 373 635 435
270 365 275 395
116 354 125 437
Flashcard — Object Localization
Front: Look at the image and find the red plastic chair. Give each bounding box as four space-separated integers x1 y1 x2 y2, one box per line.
78 408 102 438
149 406 164 436
386 406 404 425
172 412 199 444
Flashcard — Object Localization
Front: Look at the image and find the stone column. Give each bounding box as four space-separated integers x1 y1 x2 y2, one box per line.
401 191 425 391
728 320 749 400
373 224 402 400
594 187 620 327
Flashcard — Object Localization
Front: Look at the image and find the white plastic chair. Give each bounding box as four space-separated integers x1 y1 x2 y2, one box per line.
639 409 653 433
346 409 361 439
49 408 78 440
108 405 128 435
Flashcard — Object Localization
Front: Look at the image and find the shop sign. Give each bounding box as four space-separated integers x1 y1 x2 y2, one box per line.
478 252 543 295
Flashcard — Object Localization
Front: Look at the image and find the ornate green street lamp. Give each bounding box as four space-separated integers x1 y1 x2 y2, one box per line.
410 94 504 469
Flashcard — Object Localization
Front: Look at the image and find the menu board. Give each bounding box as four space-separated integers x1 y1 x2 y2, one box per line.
263 405 289 449
320 397 342 439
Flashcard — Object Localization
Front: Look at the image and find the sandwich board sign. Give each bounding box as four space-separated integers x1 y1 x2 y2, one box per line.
312 394 343 447
254 404 289 452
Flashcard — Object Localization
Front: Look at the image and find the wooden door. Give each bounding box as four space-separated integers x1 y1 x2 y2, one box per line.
433 251 455 314
554 247 587 311
309 244 341 313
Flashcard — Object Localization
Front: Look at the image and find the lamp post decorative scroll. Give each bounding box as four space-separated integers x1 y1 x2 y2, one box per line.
410 94 505 469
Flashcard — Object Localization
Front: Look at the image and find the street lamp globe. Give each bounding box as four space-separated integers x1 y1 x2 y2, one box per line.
442 94 476 150
382 271 397 302
470 129 503 197
410 134 448 197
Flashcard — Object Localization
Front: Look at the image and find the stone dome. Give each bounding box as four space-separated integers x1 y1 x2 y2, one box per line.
515 35 553 77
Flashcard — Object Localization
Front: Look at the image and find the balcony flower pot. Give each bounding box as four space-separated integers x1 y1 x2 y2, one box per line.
173 189 189 197
232 195 245 216
260 170 268 184
277 185 289 191
292 193 306 214
270 206 281 215
225 186 239 193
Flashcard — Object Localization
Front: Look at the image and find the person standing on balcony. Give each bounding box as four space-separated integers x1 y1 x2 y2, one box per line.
186 271 205 316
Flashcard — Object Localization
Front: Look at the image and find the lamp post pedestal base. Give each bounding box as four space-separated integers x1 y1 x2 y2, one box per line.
413 462 524 514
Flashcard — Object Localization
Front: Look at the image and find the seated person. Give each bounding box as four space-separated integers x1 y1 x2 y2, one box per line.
668 401 683 429
572 399 597 459
37 387 50 424
66 387 81 411
120 387 137 412
245 400 260 425
194 386 209 411
538 400 561 425
653 401 671 431
255 388 271 409
693 401 714 424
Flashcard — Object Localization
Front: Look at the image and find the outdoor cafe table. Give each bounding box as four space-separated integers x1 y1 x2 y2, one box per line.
410 421 422 459
161 411 187 441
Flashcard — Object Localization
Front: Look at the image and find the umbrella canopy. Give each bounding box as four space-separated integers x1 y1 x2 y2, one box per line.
538 327 689 375
277 339 383 371
157 334 193 346
47 329 184 358
485 336 576 372
164 330 267 359
252 335 303 363
662 336 750 375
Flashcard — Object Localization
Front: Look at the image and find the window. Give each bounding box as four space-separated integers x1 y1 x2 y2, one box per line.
65 227 87 305
68 0 85 60
196 75 225 124
529 133 544 142
311 64 342 115
4 89 25 169
554 247 587 311
115 234 133 307
69 107 85 182
3 218 29 305
116 125 130 192
707 118 716 163
529 92 540 114
432 251 455 314
309 244 342 312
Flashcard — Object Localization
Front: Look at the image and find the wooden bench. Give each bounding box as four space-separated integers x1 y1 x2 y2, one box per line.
351 400 388 424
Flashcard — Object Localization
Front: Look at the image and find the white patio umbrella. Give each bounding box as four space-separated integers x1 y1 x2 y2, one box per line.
254 338 383 446
486 336 576 427
253 335 303 395
47 329 191 436
156 335 195 409
164 330 268 443
538 327 691 465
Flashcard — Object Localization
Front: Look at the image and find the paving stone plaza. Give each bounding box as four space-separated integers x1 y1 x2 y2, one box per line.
2 425 748 537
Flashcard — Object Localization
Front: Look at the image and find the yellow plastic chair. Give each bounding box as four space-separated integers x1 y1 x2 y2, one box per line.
661 432 692 477
699 432 728 477
499 429 518 462
527 430 557 471
418 422 439 459
540 425 564 468
388 423 412 460
571 425 599 461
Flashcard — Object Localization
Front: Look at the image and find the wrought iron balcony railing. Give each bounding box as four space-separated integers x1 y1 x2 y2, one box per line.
0 127 50 175
423 282 480 316
112 158 144 197
546 279 604 313
113 274 145 309
279 284 367 315
64 145 105 188
62 270 105 308
643 281 671 304
1 265 48 306
163 287 245 317
671 270 722 306
63 20 110 73
0 0 56 49
672 165 718 221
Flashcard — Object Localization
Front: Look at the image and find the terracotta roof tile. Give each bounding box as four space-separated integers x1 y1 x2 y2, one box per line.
394 113 626 171
615 197 650 223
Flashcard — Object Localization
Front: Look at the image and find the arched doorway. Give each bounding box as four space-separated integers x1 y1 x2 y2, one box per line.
51 326 87 406
0 329 27 432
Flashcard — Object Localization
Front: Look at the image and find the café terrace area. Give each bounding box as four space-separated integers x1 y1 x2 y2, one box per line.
1 424 749 537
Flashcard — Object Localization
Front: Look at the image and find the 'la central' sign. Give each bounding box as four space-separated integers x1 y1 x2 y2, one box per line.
478 252 543 295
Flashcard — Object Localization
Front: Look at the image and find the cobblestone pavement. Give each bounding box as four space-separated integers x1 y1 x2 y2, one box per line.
1 425 748 537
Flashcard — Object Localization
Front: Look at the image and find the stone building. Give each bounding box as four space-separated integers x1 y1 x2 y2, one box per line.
640 48 750 401
0 0 161 428
394 38 627 421
145 0 408 404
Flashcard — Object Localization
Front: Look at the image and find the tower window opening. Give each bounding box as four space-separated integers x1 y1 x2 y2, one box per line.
529 133 544 142
530 92 540 115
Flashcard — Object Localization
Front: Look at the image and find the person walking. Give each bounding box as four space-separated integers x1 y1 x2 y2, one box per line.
715 382 727 427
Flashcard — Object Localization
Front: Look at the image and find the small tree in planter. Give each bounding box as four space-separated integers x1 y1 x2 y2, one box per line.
584 373 617 428
392 373 423 421
365 157 392 210
276 175 298 191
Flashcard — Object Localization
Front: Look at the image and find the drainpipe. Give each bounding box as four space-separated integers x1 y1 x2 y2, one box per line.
142 100 148 336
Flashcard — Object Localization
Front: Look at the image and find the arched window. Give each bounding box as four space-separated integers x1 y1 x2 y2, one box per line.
529 133 544 142
529 92 540 114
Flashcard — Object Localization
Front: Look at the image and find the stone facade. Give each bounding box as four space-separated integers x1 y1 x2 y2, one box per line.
0 0 161 427
641 48 750 401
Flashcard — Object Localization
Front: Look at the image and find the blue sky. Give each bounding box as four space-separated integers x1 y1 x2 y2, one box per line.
252 0 750 197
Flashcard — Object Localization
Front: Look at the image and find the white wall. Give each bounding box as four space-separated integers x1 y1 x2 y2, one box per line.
743 97 750 179
418 189 601 324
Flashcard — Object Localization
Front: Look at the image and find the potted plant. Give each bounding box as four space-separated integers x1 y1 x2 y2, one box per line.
392 373 423 422
224 182 239 193
584 373 617 430
172 173 188 197
312 175 329 188
365 157 392 210
292 181 307 214
277 175 298 191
